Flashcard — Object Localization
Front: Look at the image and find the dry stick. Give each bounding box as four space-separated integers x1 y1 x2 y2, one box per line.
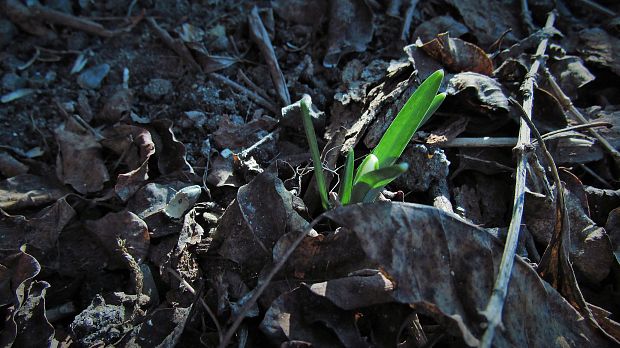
577 0 617 17
441 122 610 148
537 121 612 141
209 73 280 115
543 67 620 170
167 268 224 344
400 0 420 40
248 6 291 106
478 11 556 348
513 100 618 344
147 17 202 72
520 0 536 35
441 137 518 148
31 4 142 37
218 217 323 348
238 69 275 105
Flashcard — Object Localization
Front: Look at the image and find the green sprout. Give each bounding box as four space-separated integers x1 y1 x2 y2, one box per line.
302 69 445 210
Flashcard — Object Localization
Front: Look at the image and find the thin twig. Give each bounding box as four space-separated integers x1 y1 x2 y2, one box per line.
248 6 291 106
542 67 620 169
479 11 556 348
167 268 224 344
513 100 617 343
218 216 323 348
400 0 420 41
238 70 275 105
520 0 536 35
578 164 613 189
147 17 202 72
440 137 518 148
577 0 617 17
209 73 280 115
239 129 280 158
537 121 612 141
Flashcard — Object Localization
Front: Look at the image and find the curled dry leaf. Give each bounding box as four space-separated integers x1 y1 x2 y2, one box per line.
101 124 156 201
150 119 194 175
419 32 494 76
0 250 53 347
163 185 202 219
85 210 150 268
55 123 109 194
0 174 67 211
324 202 615 347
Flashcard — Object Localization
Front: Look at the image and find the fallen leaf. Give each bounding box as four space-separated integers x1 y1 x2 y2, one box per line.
260 286 369 347
419 32 494 75
324 202 615 347
55 123 109 194
0 197 76 251
85 211 150 268
163 185 202 219
0 151 29 177
214 171 308 275
150 119 194 175
548 55 596 100
445 0 523 47
412 15 469 43
323 0 373 68
308 270 394 310
0 174 67 211
578 28 620 75
101 124 156 201
213 115 278 150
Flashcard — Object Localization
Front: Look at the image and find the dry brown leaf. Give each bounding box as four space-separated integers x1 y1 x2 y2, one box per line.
323 0 373 68
85 210 150 268
420 32 494 75
55 123 109 194
0 174 67 211
325 202 615 347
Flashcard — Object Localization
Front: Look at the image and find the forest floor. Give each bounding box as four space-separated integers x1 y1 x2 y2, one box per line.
1 0 620 347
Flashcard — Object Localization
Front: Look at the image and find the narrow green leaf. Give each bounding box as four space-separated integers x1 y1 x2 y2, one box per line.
339 149 355 205
350 163 409 203
353 153 378 184
371 70 444 169
301 96 330 210
420 92 446 127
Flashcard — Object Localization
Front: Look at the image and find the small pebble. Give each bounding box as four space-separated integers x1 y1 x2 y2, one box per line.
143 78 172 100
77 64 110 89
1 73 26 91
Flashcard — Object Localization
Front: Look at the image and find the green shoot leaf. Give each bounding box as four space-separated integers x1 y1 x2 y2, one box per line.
420 92 446 127
353 153 378 184
350 162 408 203
371 70 444 169
339 149 355 205
301 96 330 210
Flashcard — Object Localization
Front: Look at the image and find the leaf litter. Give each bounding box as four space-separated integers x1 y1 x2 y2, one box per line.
0 0 619 347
